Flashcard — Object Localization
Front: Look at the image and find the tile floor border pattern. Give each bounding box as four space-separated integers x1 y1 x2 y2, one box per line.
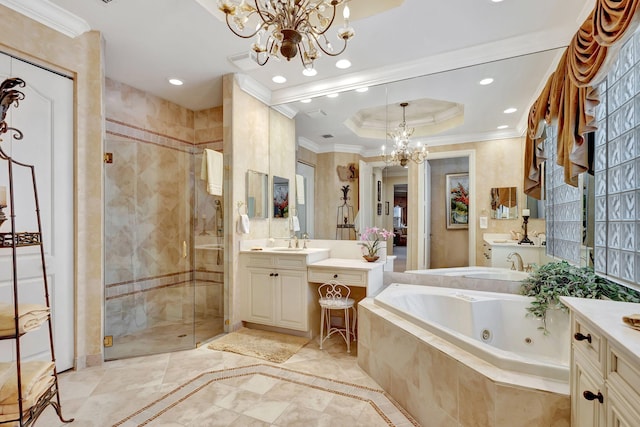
112 363 420 427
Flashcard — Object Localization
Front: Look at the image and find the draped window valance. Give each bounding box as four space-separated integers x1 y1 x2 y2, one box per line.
524 0 640 198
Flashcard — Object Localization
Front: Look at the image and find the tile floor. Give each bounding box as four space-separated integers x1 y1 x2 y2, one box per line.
36 333 419 427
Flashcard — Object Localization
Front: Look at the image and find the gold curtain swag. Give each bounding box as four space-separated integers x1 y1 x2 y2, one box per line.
524 0 640 198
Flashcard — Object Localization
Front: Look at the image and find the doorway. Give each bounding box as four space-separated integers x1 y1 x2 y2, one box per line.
418 150 476 270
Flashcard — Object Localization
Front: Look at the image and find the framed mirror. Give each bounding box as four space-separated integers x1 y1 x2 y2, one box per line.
490 187 518 219
273 175 289 218
246 170 268 219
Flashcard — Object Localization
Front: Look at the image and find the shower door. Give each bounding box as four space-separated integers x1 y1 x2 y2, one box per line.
103 132 199 360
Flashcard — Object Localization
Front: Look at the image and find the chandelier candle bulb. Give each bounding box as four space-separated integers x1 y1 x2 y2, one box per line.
522 209 530 217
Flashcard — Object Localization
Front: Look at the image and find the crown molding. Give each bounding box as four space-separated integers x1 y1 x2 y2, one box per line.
271 103 298 119
234 73 271 106
0 0 90 38
270 29 571 105
297 136 320 153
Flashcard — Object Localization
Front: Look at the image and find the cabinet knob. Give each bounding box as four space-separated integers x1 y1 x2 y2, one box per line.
333 274 338 279
582 390 603 404
274 273 279 277
574 332 592 343
269 273 274 277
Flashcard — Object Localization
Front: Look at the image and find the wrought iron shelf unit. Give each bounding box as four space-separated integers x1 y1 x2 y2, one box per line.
0 78 73 426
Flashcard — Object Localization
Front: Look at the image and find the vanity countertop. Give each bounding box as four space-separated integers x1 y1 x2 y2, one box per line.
308 258 386 271
560 296 640 358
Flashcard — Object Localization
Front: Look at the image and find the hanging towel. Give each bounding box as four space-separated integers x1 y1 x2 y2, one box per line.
237 214 250 234
200 149 223 196
295 174 305 205
290 216 300 232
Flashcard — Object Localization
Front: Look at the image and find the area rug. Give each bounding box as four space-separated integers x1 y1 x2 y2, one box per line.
207 327 309 363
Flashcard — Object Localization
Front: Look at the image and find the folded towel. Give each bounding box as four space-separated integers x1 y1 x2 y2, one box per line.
0 376 54 415
295 174 305 205
0 361 55 405
237 214 250 234
623 314 640 331
200 148 223 196
0 303 49 337
290 216 300 232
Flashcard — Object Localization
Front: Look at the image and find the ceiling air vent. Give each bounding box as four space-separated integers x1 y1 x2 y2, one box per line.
321 134 334 139
306 109 327 119
102 0 115 3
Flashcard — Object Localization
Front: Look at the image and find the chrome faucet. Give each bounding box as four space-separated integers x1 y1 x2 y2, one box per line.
507 252 524 271
291 234 299 248
302 232 309 249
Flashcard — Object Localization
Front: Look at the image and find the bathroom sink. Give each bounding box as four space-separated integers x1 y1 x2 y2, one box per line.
271 247 305 251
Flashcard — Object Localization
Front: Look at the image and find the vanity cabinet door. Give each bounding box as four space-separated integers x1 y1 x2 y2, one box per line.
606 385 640 427
573 349 605 427
275 269 307 331
244 268 276 325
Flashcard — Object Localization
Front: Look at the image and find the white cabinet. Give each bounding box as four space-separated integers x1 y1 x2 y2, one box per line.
240 250 328 335
562 297 640 427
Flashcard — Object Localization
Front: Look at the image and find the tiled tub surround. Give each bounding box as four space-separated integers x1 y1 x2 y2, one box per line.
358 287 571 426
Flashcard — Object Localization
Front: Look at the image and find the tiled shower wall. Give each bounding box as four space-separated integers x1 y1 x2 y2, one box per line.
104 79 224 339
594 29 640 285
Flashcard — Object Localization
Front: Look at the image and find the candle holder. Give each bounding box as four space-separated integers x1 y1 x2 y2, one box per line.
518 215 534 245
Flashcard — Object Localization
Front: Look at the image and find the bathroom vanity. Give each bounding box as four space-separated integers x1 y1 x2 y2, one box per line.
482 233 548 269
561 297 640 427
239 248 329 335
239 246 384 338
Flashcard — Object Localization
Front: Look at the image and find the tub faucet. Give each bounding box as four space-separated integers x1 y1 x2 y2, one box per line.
507 252 524 271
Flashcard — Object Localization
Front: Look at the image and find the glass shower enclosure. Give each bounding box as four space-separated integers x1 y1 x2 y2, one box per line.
103 135 224 360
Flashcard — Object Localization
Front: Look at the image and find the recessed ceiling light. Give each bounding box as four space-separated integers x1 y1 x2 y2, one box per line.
300 99 312 104
336 59 351 69
302 68 317 77
326 93 339 98
491 0 504 3
355 87 369 93
272 75 287 84
503 107 517 114
479 78 494 85
497 125 509 129
168 78 183 86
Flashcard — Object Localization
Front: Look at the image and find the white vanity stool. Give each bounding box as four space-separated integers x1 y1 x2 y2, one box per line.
318 280 357 353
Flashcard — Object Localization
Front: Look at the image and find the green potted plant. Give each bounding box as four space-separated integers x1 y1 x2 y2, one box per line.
520 261 640 333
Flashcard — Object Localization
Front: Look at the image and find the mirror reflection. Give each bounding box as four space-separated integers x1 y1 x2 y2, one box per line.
246 170 268 219
273 175 289 218
490 187 518 219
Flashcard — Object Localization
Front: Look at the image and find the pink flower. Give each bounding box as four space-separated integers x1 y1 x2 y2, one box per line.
359 227 395 257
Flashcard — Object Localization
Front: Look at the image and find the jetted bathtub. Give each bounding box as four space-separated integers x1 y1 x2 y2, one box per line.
373 283 570 381
405 266 530 281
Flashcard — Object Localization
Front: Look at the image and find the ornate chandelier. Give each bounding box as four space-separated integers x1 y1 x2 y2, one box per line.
218 0 355 69
382 102 428 167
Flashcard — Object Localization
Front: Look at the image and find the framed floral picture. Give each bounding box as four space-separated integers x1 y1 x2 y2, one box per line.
446 173 469 229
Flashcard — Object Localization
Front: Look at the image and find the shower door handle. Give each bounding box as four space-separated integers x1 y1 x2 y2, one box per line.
183 241 187 258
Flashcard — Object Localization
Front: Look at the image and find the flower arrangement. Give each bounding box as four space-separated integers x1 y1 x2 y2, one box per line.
359 227 394 259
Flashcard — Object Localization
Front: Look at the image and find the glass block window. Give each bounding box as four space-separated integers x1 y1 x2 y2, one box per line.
544 125 583 265
594 29 640 286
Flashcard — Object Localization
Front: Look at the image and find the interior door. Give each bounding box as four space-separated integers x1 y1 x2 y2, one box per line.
358 160 373 237
0 53 74 371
